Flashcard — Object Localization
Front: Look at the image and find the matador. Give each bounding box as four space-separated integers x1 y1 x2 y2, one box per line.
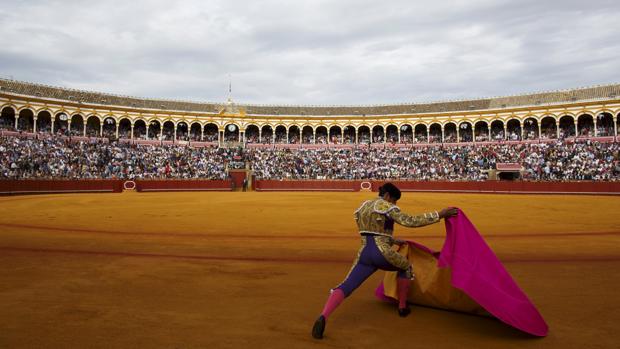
312 182 457 339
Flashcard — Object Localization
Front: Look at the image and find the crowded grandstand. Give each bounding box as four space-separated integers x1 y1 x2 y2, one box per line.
1 133 618 181
1 78 619 182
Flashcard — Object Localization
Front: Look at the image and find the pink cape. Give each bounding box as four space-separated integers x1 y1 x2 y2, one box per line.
375 209 548 336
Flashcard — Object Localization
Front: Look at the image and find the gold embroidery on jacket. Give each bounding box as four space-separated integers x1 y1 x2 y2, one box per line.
373 236 410 270
355 198 439 237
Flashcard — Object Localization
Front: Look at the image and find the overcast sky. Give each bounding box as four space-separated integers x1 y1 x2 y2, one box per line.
1 0 619 105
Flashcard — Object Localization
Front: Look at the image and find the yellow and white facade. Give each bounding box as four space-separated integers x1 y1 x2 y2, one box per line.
1 78 619 144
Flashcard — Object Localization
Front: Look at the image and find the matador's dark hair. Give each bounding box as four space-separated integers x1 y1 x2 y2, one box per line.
378 182 401 201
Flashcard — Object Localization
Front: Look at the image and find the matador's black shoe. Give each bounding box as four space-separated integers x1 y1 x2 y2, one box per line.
398 306 411 317
312 315 326 339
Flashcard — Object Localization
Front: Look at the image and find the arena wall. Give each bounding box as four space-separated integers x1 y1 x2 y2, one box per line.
0 180 234 195
134 180 233 192
254 180 620 195
254 180 359 191
0 179 123 195
2 180 619 195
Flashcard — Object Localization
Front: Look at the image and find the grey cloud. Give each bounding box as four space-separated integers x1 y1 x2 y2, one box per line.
0 0 619 105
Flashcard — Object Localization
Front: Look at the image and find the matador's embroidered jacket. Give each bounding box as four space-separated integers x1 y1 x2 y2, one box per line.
354 198 440 238
349 198 441 271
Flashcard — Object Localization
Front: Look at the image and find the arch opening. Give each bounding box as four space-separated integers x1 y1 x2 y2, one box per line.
274 125 286 143
118 119 131 139
429 123 442 143
414 124 428 143
162 121 174 140
559 115 575 138
85 116 101 137
176 122 189 141
400 124 413 144
301 126 313 144
577 114 594 137
523 117 539 140
224 124 239 142
134 120 147 139
444 123 457 143
540 117 557 139
245 125 260 144
372 125 384 143
459 122 472 142
315 126 328 144
490 120 504 141
357 126 371 144
37 111 52 134
288 125 300 144
204 123 218 142
596 112 614 137
329 125 342 144
70 114 84 136
474 121 489 142
260 125 273 144
0 106 16 131
506 119 521 140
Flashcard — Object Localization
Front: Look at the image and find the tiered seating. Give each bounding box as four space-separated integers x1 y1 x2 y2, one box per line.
2 78 619 116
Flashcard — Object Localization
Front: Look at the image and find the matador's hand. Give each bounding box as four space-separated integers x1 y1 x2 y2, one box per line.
438 207 458 219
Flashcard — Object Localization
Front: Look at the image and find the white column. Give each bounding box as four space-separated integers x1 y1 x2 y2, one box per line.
574 121 578 138
456 127 460 143
426 128 430 143
99 122 103 137
504 125 508 140
286 128 289 143
173 124 177 142
441 126 444 143
33 117 37 133
259 128 262 143
83 122 87 137
594 118 598 137
313 129 316 144
537 122 541 139
397 128 401 143
51 118 55 134
355 129 358 144
115 123 119 138
614 116 618 138
131 124 134 140
520 122 524 140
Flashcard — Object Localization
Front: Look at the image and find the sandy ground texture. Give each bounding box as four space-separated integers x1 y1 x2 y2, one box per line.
0 191 619 349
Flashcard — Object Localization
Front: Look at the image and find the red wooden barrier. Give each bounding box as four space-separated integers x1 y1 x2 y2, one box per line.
254 180 358 191
2 179 618 195
254 180 620 195
0 180 123 195
135 180 233 192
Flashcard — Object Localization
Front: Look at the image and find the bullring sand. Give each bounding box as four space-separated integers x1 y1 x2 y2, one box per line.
0 192 619 348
